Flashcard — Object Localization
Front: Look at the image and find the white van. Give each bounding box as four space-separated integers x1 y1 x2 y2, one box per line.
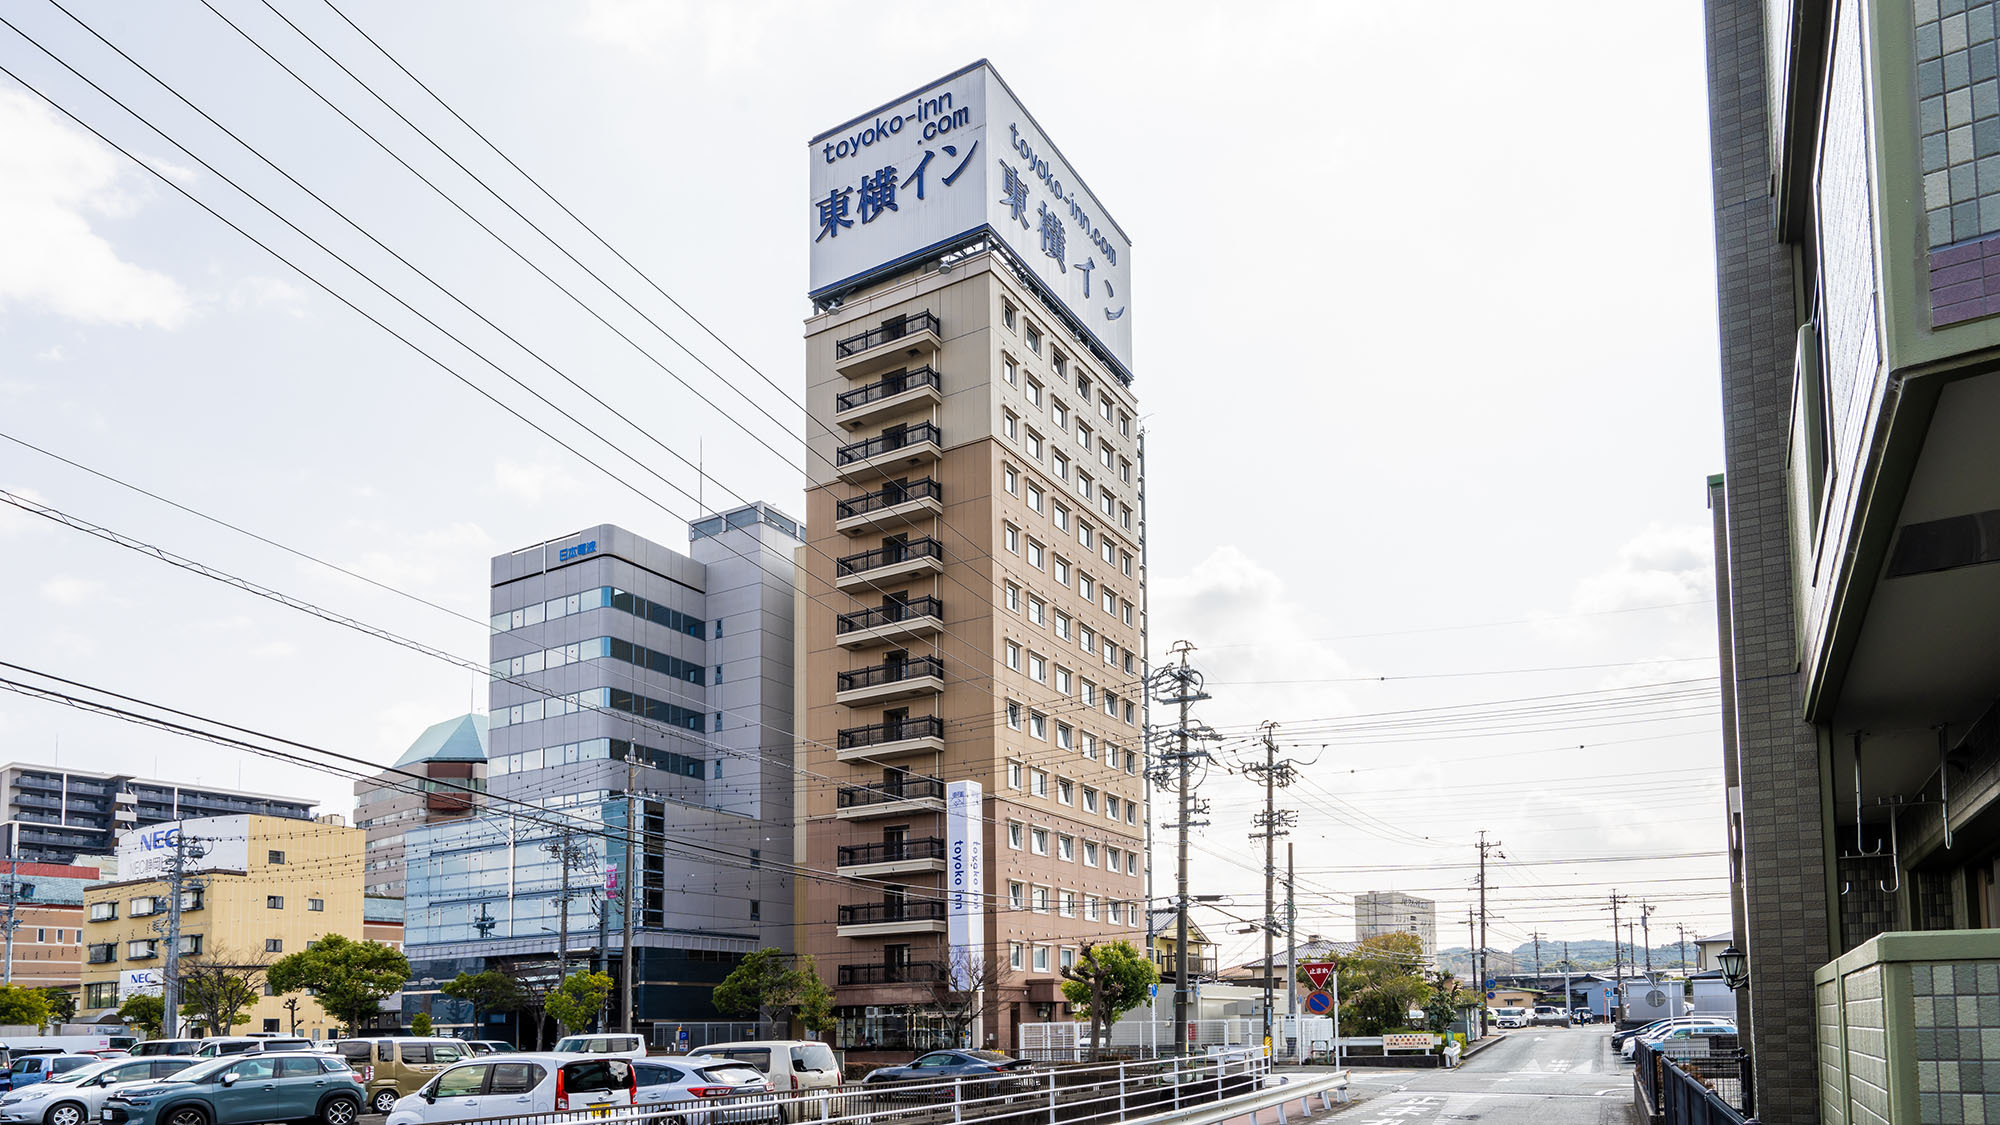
385 1055 637 1125
549 1034 646 1061
680 1042 838 1123
1493 1007 1531 1029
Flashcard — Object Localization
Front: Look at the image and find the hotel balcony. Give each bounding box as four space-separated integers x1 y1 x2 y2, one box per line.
835 898 948 938
835 597 944 649
835 537 944 591
835 774 947 820
837 959 946 987
835 837 947 878
835 423 941 484
834 479 943 536
833 311 940 377
834 366 941 429
835 715 945 763
835 655 945 707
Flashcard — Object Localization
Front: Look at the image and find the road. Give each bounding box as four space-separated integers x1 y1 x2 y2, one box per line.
1318 1025 1632 1125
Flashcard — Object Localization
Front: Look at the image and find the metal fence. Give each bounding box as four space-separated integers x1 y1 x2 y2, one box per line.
644 1021 781 1051
1637 1039 1751 1125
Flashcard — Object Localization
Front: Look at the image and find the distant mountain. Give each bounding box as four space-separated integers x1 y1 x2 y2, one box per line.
1436 938 1696 975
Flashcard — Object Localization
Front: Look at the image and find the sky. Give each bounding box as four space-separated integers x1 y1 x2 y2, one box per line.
0 0 1729 969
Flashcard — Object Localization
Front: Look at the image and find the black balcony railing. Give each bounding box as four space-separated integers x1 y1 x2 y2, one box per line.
835 311 940 358
835 899 947 926
837 478 942 521
837 537 943 576
837 716 945 750
837 775 947 809
836 598 944 635
836 366 939 413
837 837 947 867
837 656 946 693
837 422 942 466
838 959 946 986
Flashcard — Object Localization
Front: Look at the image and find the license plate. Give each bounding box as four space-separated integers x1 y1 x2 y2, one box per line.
590 1110 610 1119
101 1114 113 1122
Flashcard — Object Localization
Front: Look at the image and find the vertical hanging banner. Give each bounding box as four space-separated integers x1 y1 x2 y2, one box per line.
946 779 985 987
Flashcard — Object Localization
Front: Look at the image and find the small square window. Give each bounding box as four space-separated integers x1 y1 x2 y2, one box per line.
1027 430 1043 459
1009 760 1025 788
1031 712 1049 740
1003 356 1018 385
1008 824 1024 850
1058 779 1074 805
1032 829 1050 855
1054 557 1070 586
1052 453 1069 482
1029 654 1047 683
267 850 286 865
1028 540 1045 569
1034 944 1050 970
1060 946 1077 971
1082 789 1099 814
1008 701 1023 730
1058 723 1074 749
266 896 284 910
1003 302 1018 330
1005 524 1020 554
265 938 283 953
308 898 324 912
1058 834 1075 861
1052 401 1068 430
1027 380 1042 407
1053 504 1069 532
1006 641 1022 670
1004 464 1019 495
1004 411 1019 440
1026 325 1041 353
1006 583 1021 612
1031 769 1049 796
1028 484 1044 513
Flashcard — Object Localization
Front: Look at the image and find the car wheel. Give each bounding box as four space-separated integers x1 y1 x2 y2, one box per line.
320 1095 360 1125
45 1103 86 1125
371 1090 399 1115
164 1107 209 1125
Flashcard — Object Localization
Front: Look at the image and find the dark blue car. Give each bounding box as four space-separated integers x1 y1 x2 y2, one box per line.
861 1050 1032 1093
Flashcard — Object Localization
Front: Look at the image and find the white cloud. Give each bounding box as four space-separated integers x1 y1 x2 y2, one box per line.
39 575 105 606
33 345 63 362
0 91 194 329
1152 545 1360 719
350 521 495 591
224 276 307 318
494 455 582 504
574 1 782 69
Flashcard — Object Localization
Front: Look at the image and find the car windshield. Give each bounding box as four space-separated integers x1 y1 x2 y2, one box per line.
696 1064 764 1086
694 1048 770 1069
46 1064 109 1086
160 1057 244 1084
962 1051 1012 1063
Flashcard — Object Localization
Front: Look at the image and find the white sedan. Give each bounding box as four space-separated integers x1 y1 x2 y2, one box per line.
0 1059 198 1125
1622 1022 1737 1059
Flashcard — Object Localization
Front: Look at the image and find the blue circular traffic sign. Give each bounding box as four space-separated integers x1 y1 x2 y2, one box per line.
1305 990 1334 1015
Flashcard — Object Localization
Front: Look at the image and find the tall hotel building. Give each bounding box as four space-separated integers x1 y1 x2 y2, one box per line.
798 62 1148 1055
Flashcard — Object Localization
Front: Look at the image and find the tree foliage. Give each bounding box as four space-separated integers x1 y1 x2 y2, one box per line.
712 949 834 1033
1423 972 1466 1034
1313 933 1433 1036
117 993 164 1036
544 972 613 1035
441 970 525 1027
410 1012 433 1036
918 950 1006 1049
179 955 269 1035
0 983 51 1027
266 934 409 1034
1060 941 1157 1054
40 987 76 1028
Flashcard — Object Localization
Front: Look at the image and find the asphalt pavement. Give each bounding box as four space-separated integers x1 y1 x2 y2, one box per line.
1310 1025 1633 1125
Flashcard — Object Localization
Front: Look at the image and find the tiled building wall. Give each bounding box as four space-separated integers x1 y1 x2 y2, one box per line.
1919 0 2000 248
1843 964 1892 1125
1821 976 1852 1125
1706 0 1834 1119
1840 853 1900 950
1913 961 2000 1122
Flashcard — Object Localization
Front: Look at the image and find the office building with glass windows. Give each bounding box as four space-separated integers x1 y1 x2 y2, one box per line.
0 763 315 865
798 62 1148 1057
353 713 489 899
400 505 801 1041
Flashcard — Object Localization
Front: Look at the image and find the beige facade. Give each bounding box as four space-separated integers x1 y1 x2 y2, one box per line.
80 815 367 1038
799 254 1147 1055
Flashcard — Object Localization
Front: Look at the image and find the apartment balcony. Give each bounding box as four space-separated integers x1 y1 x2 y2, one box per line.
834 366 941 429
835 898 948 938
835 537 944 591
835 775 947 820
835 655 945 706
836 837 947 877
835 598 944 649
833 311 941 376
834 479 943 535
836 716 945 763
837 959 946 987
835 423 942 484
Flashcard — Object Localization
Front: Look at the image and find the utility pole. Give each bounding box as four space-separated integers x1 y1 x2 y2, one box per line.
1530 931 1543 976
1641 902 1656 981
1247 721 1297 1057
1285 842 1297 1060
160 831 208 1039
1608 891 1625 1021
620 761 637 1034
1562 941 1573 1017
0 857 24 986
545 826 592 985
1676 922 1690 974
1150 641 1213 1057
1475 831 1501 1032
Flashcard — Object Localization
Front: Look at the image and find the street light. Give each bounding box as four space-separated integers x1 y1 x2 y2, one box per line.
1718 945 1750 991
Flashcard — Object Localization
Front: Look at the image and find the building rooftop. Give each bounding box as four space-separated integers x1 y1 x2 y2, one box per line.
393 714 490 768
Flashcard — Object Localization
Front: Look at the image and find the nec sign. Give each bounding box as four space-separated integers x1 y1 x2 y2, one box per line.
135 827 181 852
558 540 598 562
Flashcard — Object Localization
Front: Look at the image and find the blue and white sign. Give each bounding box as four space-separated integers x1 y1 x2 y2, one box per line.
115 815 249 881
809 61 1135 380
558 540 597 563
120 968 162 1000
945 779 985 989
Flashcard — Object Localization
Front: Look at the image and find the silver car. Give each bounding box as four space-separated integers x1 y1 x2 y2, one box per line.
0 1058 196 1125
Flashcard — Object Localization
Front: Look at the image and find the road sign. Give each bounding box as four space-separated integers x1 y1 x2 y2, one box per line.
1302 962 1337 991
1305 990 1334 1015
1486 991 1496 999
1484 978 1496 989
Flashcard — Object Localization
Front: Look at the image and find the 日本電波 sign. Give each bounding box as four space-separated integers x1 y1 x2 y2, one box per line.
808 60 1135 380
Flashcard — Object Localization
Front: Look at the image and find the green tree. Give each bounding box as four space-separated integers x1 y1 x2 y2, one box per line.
266 935 410 1034
712 949 834 1033
39 987 77 1028
0 983 51 1027
117 994 164 1036
410 1012 433 1036
441 970 524 1029
179 956 267 1035
543 971 613 1035
1313 933 1433 1036
1059 941 1158 1055
1423 972 1465 1035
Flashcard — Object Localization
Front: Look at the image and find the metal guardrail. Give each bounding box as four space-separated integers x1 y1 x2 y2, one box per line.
836 538 944 576
836 423 943 466
381 1049 1282 1125
836 837 946 866
836 598 944 634
837 479 942 521
837 959 945 985
837 716 946 750
835 311 940 358
835 899 947 925
1638 1039 1751 1125
836 366 940 412
837 656 945 693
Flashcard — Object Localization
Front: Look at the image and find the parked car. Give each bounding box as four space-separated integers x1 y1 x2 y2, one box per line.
1570 1009 1596 1025
0 1056 197 1125
126 1044 201 1060
1492 1008 1531 1029
462 1042 516 1057
321 1038 474 1114
7 1057 98 1093
383 1055 637 1125
1610 1015 1722 1050
548 1035 646 1061
1622 1021 1736 1060
190 1038 316 1059
634 1059 778 1124
99 1052 364 1125
679 1043 840 1123
861 1050 1034 1090
1531 1006 1571 1027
